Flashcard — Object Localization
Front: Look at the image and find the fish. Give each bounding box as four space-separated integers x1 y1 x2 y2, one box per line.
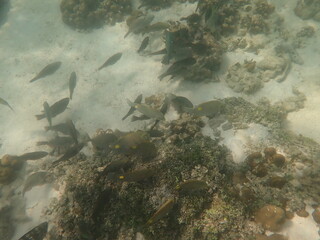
43 101 52 127
100 158 132 176
168 94 193 113
69 71 77 100
149 48 167 56
18 151 48 161
126 100 165 120
122 94 143 120
0 97 14 111
29 61 61 83
137 36 149 53
183 100 222 117
113 168 156 182
141 22 170 34
66 119 78 145
175 179 208 193
135 142 157 161
131 115 150 122
158 57 196 80
37 136 74 147
35 98 69 120
18 222 48 240
23 171 50 194
51 142 84 167
90 132 117 151
162 30 174 64
146 198 175 225
97 52 122 71
124 14 154 38
113 131 149 152
44 122 71 135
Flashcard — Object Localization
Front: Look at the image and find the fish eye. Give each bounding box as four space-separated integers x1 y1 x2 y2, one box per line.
119 175 125 180
197 107 202 111
114 144 120 149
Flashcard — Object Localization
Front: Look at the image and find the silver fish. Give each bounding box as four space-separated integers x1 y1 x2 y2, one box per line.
0 97 14 111
18 222 48 240
127 99 164 120
69 71 77 99
30 61 61 83
122 94 143 120
98 52 122 71
124 14 154 38
43 101 52 127
137 36 149 53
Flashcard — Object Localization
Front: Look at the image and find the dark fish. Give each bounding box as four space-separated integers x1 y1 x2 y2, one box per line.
122 94 143 120
149 48 167 56
114 168 155 182
127 100 165 120
66 119 78 145
18 151 48 161
44 123 70 135
137 36 149 53
90 132 117 151
158 57 196 80
113 131 148 152
30 61 61 83
69 72 77 100
23 171 49 194
43 101 52 127
176 179 208 193
18 222 48 240
168 94 193 113
35 98 69 120
146 198 175 225
183 100 222 117
51 143 84 166
124 14 154 38
98 52 122 71
0 97 14 111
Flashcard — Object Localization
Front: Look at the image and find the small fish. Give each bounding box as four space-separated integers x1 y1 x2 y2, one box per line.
146 198 175 225
18 222 48 240
98 52 122 71
43 101 52 127
44 122 70 135
0 97 14 111
176 179 208 193
100 158 132 175
124 14 154 38
158 57 196 80
113 168 156 182
23 171 50 194
18 151 48 161
183 100 222 117
137 36 149 53
122 94 143 120
51 143 84 167
168 94 193 113
35 98 69 120
30 61 61 83
66 119 78 145
127 100 165 120
69 72 77 100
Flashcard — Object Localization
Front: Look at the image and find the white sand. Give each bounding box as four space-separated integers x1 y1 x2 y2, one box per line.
1 0 319 239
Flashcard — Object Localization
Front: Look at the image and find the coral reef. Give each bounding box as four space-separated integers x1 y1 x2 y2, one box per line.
60 0 132 29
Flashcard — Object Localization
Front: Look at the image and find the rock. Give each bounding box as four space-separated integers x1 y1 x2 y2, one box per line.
312 208 320 223
255 205 286 231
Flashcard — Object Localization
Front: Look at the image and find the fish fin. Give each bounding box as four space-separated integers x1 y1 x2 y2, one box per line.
126 99 136 107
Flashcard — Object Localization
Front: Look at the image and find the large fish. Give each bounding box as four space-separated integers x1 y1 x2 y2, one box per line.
35 98 69 120
124 14 154 38
126 100 165 120
18 222 48 240
29 61 61 83
0 96 14 111
97 52 122 71
69 71 77 100
122 94 143 120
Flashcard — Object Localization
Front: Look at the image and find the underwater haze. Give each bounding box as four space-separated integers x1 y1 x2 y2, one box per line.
1 0 320 239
